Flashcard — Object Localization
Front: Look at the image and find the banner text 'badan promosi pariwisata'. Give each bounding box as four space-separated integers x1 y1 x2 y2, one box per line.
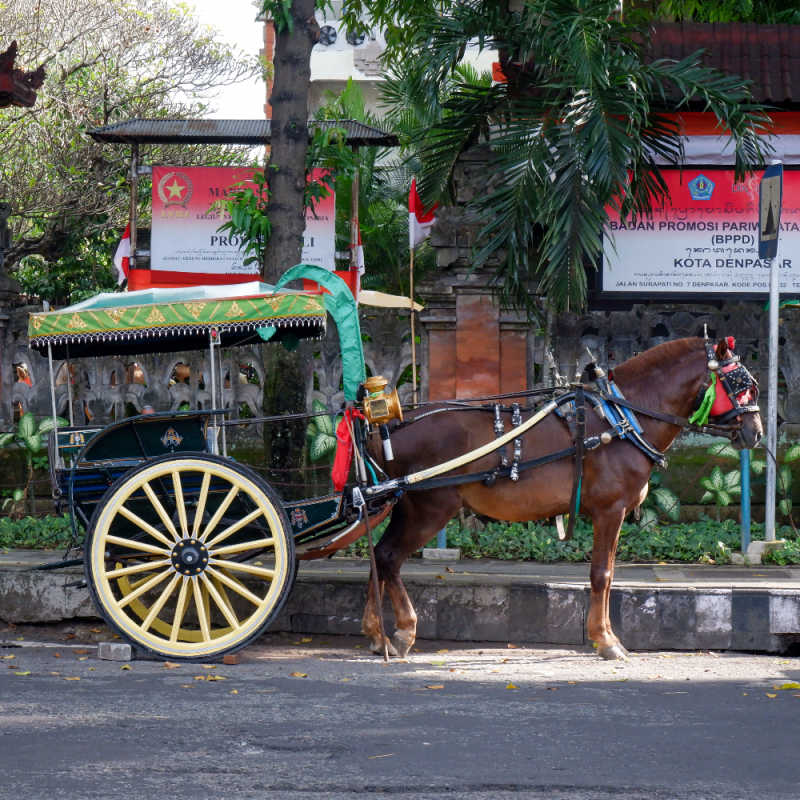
602 168 800 295
150 166 335 282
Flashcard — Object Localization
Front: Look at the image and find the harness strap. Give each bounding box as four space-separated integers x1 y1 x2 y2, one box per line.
565 385 585 541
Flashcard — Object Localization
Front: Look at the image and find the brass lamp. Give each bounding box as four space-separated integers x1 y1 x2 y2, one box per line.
361 376 403 425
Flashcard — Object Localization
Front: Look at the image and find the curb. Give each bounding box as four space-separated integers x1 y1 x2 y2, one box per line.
3 561 800 654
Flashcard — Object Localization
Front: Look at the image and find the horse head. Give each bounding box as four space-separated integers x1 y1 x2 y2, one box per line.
705 337 762 450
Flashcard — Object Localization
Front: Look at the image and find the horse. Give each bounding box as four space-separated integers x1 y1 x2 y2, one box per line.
362 337 763 660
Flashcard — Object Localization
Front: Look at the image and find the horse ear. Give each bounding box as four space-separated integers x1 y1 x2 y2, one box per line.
715 338 730 360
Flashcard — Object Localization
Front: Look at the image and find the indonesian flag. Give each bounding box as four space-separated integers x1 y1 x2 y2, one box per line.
113 223 131 285
409 178 437 250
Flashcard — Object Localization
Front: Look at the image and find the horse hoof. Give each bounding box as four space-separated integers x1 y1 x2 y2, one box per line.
392 634 414 658
369 638 398 657
597 643 629 661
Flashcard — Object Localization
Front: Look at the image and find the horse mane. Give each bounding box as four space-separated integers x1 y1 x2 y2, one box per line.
613 337 703 381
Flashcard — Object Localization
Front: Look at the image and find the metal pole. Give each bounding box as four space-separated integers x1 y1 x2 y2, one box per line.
740 449 751 552
436 527 447 548
129 143 138 272
410 246 417 404
765 252 779 542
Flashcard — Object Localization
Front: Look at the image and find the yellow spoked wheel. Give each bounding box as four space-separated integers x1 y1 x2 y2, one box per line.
85 454 294 660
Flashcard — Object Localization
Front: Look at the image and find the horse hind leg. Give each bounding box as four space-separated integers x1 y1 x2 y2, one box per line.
587 505 629 660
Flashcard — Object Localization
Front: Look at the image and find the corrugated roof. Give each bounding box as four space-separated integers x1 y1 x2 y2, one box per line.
88 118 398 146
649 23 800 107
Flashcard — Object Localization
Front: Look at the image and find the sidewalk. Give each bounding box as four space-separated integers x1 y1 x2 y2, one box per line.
2 549 800 653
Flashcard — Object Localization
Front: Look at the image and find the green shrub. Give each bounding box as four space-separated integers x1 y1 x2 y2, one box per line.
0 514 82 550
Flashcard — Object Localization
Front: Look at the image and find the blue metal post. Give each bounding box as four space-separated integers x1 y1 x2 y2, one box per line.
437 527 447 549
740 449 751 553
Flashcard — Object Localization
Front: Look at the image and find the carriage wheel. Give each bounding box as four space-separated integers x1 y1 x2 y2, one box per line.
85 454 294 660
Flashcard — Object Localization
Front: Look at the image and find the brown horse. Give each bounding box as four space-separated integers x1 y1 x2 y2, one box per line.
362 337 762 660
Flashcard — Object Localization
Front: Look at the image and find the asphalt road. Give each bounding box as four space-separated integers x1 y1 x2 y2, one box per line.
2 624 800 799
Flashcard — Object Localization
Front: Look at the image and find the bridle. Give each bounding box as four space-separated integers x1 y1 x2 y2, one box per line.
697 336 760 426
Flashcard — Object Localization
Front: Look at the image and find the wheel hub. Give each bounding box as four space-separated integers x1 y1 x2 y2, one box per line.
171 538 209 576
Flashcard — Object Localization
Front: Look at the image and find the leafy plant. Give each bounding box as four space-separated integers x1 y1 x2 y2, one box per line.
305 399 340 463
751 443 800 531
0 413 67 516
0 514 80 550
636 471 680 530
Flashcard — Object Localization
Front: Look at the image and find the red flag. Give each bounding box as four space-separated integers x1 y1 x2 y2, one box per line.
409 178 437 249
113 223 130 285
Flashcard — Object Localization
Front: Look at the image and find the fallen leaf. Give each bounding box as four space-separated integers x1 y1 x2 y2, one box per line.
206 674 227 682
50 672 61 676
65 633 76 640
567 681 577 685
64 676 80 681
425 684 445 690
163 662 181 670
194 675 206 681
14 671 31 676
181 684 194 688
501 658 510 663
300 637 313 644
254 561 263 566
120 665 131 671
766 693 777 698
53 652 61 658
430 660 446 667
506 683 518 690
112 634 121 639
290 671 308 678
1 654 15 660
436 648 449 654
435 575 444 580
340 677 351 682
73 649 89 655
89 628 102 634
88 668 96 672
201 664 216 670
775 682 800 690
507 643 519 649
230 689 238 695
445 566 455 573
78 656 88 662
742 692 748 696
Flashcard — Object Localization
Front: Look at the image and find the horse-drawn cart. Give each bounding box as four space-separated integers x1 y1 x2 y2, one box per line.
28 263 764 661
29 264 397 661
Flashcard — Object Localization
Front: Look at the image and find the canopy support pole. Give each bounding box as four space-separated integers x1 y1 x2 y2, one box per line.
208 329 219 455
46 340 61 469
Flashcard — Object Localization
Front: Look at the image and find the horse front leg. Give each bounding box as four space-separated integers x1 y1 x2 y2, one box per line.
588 504 629 660
385 574 417 657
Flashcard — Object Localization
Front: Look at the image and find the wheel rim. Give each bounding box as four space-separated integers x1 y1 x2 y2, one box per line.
87 457 292 658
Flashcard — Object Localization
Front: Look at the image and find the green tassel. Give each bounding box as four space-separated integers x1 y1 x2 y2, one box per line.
689 372 716 426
